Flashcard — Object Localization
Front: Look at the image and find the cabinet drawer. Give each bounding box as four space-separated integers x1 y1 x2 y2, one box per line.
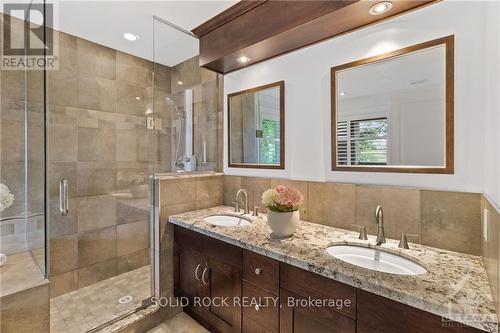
242 281 279 333
280 288 356 333
357 290 483 333
280 263 356 319
243 250 279 294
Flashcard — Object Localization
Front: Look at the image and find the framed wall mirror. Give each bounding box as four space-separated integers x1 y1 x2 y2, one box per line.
331 36 454 173
228 81 285 169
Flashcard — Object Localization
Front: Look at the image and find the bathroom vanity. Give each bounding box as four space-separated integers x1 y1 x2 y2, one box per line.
170 206 497 333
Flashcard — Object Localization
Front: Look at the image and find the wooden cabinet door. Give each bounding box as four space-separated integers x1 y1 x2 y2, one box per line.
204 256 242 333
280 289 356 333
178 246 206 316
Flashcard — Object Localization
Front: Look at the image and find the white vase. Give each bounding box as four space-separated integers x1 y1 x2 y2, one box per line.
266 210 300 238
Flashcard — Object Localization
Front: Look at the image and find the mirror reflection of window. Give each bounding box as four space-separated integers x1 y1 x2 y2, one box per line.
332 36 454 173
228 81 284 169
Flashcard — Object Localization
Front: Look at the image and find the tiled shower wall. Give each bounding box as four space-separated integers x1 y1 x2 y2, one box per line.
223 176 482 256
47 29 221 297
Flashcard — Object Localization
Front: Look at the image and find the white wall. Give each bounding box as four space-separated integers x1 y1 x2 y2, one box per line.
224 1 487 193
483 1 500 207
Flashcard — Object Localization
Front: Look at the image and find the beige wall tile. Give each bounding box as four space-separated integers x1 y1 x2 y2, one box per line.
117 198 149 225
116 51 152 88
308 182 356 230
78 195 117 232
271 179 309 220
77 39 116 80
78 125 116 161
50 270 78 298
223 175 241 206
78 75 117 112
117 220 149 257
77 161 116 196
117 248 150 275
241 177 271 212
1 119 25 163
50 234 78 275
1 284 49 333
160 178 196 206
78 259 117 288
49 198 77 237
48 162 77 199
116 128 139 162
482 196 500 314
355 185 420 240
154 63 171 92
421 191 481 255
116 82 148 116
78 226 117 267
196 176 223 209
48 69 78 107
48 113 77 162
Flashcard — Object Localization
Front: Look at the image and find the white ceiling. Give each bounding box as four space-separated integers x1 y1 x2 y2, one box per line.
48 1 237 67
337 45 446 99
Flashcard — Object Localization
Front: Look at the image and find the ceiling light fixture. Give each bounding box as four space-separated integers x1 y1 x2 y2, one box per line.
237 55 251 64
340 92 346 96
369 1 392 15
177 81 183 85
135 96 141 100
123 33 139 41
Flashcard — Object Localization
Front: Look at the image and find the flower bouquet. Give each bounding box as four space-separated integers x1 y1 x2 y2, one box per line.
261 185 303 237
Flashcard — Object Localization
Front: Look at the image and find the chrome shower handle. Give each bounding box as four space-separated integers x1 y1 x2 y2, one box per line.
59 178 69 216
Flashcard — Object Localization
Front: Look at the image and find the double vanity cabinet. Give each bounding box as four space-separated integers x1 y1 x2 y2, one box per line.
173 225 483 333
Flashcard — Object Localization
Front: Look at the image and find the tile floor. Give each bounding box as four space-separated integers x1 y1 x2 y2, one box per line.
146 312 209 333
50 265 151 333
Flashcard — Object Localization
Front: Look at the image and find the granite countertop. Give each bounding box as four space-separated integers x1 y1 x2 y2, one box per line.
169 206 498 333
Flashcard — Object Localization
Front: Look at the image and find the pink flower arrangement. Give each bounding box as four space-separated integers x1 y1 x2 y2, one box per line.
262 185 304 212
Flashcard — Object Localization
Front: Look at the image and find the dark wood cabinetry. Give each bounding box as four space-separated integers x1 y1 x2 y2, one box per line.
174 226 485 333
175 227 242 333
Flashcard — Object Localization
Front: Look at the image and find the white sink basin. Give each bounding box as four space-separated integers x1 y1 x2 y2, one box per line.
326 245 426 276
203 215 251 227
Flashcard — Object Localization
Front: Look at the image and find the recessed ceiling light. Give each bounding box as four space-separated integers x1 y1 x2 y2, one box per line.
177 81 183 85
369 1 392 15
237 55 251 64
135 96 141 100
340 92 346 96
123 33 139 41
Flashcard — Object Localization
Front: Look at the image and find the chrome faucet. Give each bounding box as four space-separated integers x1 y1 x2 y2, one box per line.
375 206 386 246
235 189 249 215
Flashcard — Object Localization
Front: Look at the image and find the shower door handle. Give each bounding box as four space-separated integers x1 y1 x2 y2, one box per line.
59 178 69 216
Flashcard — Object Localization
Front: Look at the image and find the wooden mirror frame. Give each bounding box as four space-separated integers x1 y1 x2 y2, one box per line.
227 80 285 169
331 35 454 174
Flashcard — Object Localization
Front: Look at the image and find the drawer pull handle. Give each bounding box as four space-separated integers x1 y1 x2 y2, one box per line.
201 267 209 285
254 267 262 275
194 264 202 281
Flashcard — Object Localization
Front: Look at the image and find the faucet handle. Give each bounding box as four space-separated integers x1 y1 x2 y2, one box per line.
351 224 368 240
231 201 240 213
253 206 259 217
398 233 419 249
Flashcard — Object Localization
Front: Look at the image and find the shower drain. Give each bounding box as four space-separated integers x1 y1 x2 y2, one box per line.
118 295 133 304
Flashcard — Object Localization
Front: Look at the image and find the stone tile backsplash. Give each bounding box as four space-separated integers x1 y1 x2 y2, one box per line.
223 175 482 256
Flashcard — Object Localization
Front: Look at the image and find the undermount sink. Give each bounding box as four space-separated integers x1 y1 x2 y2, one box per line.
203 214 251 227
326 244 427 276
